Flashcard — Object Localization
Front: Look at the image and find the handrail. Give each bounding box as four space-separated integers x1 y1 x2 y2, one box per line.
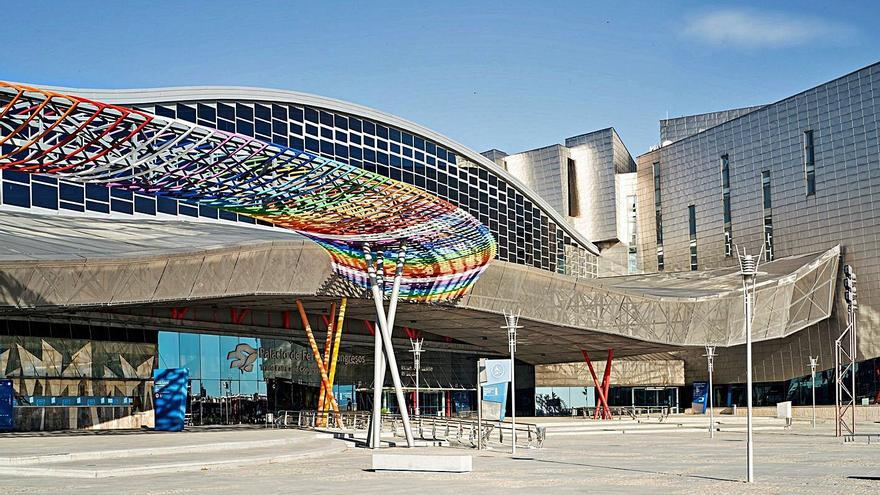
281 410 545 449
572 405 672 421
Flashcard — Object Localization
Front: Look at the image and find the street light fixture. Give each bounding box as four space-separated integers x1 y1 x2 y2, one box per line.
503 311 521 455
409 338 424 416
737 245 763 484
703 345 717 439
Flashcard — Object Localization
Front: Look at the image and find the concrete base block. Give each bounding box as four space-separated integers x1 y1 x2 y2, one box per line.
371 453 472 473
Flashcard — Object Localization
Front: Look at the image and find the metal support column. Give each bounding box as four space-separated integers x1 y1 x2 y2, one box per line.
317 302 337 425
836 263 858 438
365 243 415 447
366 246 384 449
581 350 612 420
599 349 613 420
327 299 347 410
295 300 339 416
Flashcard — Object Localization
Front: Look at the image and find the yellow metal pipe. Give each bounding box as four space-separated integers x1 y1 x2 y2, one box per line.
326 298 347 411
295 300 339 415
317 302 337 420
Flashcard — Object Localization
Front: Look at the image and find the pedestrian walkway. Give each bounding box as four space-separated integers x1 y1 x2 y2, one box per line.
0 426 346 478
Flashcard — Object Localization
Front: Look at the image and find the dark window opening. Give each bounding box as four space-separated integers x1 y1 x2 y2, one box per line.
803 130 815 196
567 158 579 217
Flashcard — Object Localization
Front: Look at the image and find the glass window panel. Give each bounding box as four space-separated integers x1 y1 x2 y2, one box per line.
199 334 221 380
179 332 201 379
158 331 180 369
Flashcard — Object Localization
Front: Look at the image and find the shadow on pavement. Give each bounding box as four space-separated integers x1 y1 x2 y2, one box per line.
513 456 742 483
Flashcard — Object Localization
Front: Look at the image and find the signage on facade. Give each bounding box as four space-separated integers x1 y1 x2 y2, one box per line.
0 380 13 430
691 381 708 414
153 368 189 432
225 342 367 375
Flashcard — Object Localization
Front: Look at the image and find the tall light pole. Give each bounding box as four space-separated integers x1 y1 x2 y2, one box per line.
704 345 717 439
503 312 521 455
809 356 818 429
737 246 763 484
409 338 424 416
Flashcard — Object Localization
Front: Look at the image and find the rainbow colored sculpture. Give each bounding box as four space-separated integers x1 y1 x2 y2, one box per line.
0 82 496 302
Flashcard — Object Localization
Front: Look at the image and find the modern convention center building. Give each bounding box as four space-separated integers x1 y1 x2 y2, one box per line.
0 62 877 431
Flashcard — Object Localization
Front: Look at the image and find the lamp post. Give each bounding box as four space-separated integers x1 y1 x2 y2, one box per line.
704 345 717 439
809 356 818 429
503 312 521 455
409 338 424 416
737 246 762 484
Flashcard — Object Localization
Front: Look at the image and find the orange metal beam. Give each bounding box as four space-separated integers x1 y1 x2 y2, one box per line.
326 298 348 411
295 300 339 416
317 303 337 422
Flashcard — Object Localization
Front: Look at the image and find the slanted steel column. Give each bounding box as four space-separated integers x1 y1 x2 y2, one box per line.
295 300 339 415
326 299 347 415
582 350 612 420
365 243 415 447
599 349 614 420
365 246 384 449
317 303 337 425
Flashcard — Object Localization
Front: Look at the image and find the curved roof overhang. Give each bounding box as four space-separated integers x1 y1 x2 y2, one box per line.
35 83 601 257
0 82 495 302
0 211 839 363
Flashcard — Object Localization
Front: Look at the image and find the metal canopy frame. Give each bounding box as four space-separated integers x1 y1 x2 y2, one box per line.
0 82 496 303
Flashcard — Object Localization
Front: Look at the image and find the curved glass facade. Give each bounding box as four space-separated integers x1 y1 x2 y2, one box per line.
0 91 598 279
138 98 597 277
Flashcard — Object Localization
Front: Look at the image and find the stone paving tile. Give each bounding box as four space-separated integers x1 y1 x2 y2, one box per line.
3 423 879 494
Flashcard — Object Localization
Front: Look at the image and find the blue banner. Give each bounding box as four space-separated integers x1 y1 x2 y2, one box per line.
482 382 509 421
154 368 189 431
0 380 12 430
692 381 708 414
480 359 511 385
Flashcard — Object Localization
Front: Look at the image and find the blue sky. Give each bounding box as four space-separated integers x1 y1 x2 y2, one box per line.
2 1 878 157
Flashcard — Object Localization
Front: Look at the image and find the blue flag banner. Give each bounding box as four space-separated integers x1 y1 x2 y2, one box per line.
0 380 13 430
153 368 189 431
480 359 512 385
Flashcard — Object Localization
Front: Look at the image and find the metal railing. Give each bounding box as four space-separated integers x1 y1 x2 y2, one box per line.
573 406 672 421
280 410 545 449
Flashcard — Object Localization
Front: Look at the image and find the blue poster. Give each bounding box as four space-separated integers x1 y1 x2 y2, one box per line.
153 368 189 431
691 381 708 414
481 359 512 386
482 382 509 421
0 380 13 430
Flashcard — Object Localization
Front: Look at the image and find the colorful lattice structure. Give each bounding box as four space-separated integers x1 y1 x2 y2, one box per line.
0 82 496 302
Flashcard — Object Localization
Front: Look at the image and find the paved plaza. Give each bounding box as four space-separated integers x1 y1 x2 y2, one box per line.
2 418 879 494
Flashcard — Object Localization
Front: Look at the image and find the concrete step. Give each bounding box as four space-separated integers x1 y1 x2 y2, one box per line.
0 435 305 466
0 439 345 479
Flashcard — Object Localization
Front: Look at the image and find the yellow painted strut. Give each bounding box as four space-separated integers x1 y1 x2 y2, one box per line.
295 300 339 418
317 302 337 422
325 298 347 414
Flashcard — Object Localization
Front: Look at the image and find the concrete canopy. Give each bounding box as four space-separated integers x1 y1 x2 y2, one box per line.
0 211 838 365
